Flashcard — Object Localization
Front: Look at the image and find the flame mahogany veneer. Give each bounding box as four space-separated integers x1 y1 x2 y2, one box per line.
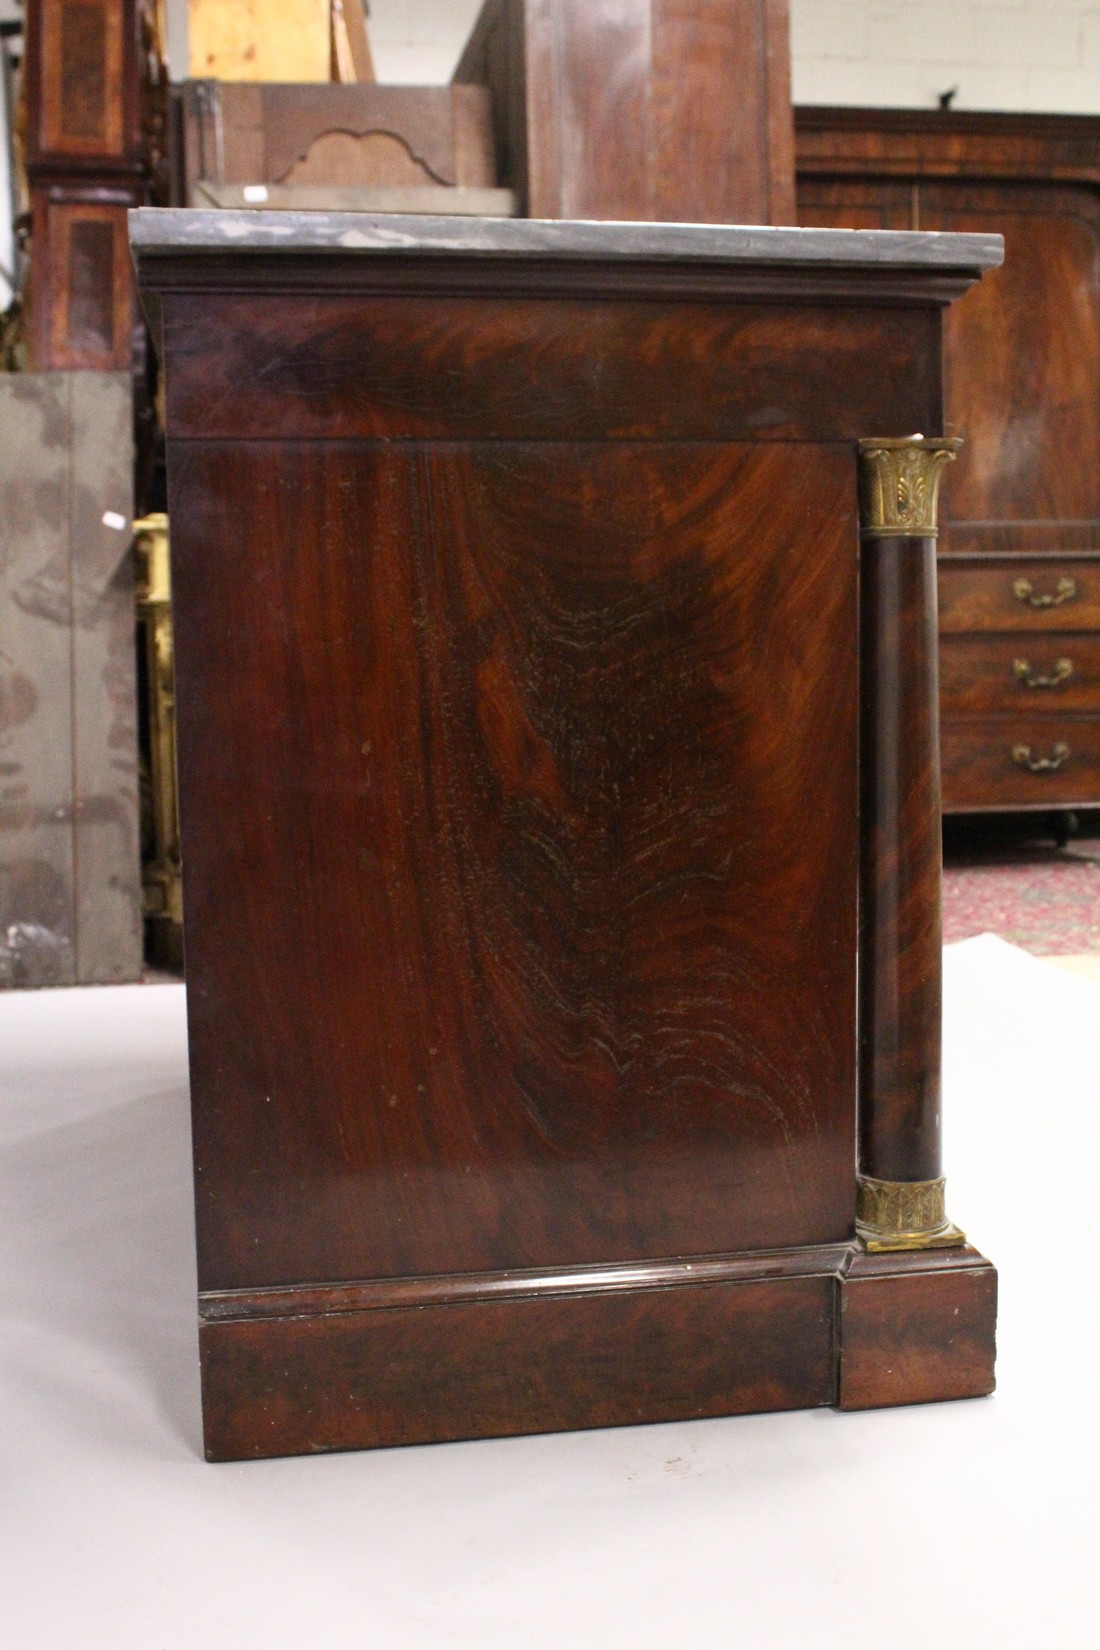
133 210 999 1461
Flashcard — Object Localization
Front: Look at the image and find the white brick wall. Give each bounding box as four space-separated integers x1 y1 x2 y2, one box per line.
159 1 1100 114
791 0 1100 112
367 0 483 83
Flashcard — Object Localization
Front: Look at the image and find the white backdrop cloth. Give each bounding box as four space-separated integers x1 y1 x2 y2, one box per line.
2 935 1098 1648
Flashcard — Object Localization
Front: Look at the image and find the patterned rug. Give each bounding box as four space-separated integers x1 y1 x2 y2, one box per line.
943 832 1100 955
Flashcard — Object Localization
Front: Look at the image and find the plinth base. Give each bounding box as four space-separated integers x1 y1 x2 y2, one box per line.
198 1242 996 1461
838 1244 998 1409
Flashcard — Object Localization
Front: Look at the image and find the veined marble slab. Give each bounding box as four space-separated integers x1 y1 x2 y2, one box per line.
129 207 1004 272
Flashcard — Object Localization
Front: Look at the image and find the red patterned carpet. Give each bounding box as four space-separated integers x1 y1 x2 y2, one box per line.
943 829 1100 955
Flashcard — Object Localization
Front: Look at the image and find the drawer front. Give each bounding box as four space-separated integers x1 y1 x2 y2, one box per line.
941 716 1100 810
939 633 1100 714
938 559 1100 633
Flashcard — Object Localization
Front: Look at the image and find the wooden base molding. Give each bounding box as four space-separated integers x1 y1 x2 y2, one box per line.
198 1243 996 1461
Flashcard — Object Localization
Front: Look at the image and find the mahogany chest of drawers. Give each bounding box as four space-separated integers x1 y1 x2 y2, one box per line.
798 109 1100 814
938 554 1100 808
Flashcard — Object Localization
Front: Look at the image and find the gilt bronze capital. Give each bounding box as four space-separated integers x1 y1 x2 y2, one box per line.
858 436 962 539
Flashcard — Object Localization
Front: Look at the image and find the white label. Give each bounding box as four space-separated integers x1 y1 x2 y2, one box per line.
243 185 269 204
102 511 128 531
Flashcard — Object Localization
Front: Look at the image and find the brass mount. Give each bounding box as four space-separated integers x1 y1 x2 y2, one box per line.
858 435 962 538
856 1174 967 1253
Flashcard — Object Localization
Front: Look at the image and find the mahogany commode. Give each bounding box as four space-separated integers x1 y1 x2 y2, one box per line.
131 209 1001 1461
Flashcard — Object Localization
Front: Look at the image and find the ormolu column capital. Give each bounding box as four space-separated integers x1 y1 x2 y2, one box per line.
858 436 962 538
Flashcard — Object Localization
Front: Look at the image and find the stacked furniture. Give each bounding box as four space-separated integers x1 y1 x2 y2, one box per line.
173 80 516 216
798 109 1100 816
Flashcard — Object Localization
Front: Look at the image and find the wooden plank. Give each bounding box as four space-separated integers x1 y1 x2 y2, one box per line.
188 0 332 82
0 376 77 987
69 374 141 984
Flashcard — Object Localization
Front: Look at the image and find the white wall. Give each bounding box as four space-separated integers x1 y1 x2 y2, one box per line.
792 0 1100 113
373 1 1100 114
367 0 482 83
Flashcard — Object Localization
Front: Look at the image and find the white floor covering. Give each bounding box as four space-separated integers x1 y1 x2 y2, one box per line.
2 934 1098 1649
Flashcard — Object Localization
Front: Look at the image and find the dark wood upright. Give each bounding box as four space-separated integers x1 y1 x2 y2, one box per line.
797 108 1100 814
455 0 795 223
133 210 999 1460
23 0 164 372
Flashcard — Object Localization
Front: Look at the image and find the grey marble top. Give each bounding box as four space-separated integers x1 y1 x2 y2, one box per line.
130 208 1004 271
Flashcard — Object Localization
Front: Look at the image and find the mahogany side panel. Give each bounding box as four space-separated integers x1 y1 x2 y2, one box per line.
169 435 860 1290
159 291 942 445
199 1264 839 1459
838 1247 997 1409
551 0 652 220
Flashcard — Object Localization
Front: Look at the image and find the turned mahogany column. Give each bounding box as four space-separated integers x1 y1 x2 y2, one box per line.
857 437 966 1251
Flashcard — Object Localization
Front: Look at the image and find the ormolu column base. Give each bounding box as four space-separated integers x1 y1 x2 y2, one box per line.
856 1174 966 1253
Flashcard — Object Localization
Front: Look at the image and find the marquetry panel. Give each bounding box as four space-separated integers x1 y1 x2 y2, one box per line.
40 0 125 157
42 202 132 370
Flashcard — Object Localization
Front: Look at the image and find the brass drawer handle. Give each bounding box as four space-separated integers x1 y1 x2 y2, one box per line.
1011 576 1078 608
1012 657 1074 690
1012 742 1070 773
